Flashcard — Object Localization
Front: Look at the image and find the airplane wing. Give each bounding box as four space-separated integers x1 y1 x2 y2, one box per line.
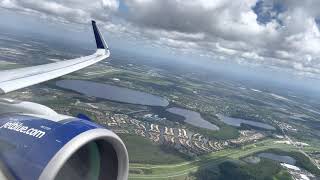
0 20 109 94
0 21 129 180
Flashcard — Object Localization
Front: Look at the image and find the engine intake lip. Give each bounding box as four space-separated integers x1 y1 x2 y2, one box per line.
38 128 128 180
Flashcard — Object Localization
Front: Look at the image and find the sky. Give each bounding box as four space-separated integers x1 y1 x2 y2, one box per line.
1 0 320 80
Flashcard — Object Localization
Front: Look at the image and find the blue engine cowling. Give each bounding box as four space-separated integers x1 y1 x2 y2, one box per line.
0 113 128 180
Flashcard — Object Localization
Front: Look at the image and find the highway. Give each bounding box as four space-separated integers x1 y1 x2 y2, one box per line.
129 139 295 179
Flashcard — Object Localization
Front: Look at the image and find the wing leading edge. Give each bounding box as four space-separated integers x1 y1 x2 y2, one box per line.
0 20 109 94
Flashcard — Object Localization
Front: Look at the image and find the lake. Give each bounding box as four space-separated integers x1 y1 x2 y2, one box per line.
257 153 296 165
217 114 275 130
56 80 169 107
166 107 219 130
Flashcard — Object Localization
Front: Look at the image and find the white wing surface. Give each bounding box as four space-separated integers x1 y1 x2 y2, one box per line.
0 21 109 94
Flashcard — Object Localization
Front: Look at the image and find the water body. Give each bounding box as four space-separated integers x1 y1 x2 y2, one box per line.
257 153 296 165
56 80 169 107
166 107 219 130
217 115 275 130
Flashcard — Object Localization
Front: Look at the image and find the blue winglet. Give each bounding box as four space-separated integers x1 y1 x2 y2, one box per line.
92 20 108 50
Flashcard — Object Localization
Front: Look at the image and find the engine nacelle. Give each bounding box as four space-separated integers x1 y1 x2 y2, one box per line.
0 113 129 180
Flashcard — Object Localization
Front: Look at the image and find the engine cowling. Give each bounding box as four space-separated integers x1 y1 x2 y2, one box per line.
0 113 129 180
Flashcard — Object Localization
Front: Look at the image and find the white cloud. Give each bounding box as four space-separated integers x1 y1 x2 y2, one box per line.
0 0 119 23
215 43 238 56
122 0 320 76
242 52 264 61
1 0 320 77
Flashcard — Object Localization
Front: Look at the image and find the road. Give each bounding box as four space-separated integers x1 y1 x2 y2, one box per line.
280 125 320 170
129 139 295 179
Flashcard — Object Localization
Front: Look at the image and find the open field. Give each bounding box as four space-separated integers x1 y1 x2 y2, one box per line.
191 159 292 180
128 139 298 179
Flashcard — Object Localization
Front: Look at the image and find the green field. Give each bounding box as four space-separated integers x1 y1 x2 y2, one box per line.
119 134 189 165
0 60 22 70
128 139 298 179
190 159 292 180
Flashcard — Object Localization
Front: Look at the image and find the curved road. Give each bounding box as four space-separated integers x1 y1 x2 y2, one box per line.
129 139 295 179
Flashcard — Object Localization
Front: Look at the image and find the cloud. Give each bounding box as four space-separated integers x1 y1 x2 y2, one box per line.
121 0 320 76
0 0 119 23
124 0 269 40
1 0 320 77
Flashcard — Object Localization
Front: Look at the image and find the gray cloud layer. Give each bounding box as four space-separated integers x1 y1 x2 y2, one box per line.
0 0 118 23
1 0 320 77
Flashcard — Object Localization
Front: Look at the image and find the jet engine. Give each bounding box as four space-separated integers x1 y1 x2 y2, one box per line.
0 99 129 180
